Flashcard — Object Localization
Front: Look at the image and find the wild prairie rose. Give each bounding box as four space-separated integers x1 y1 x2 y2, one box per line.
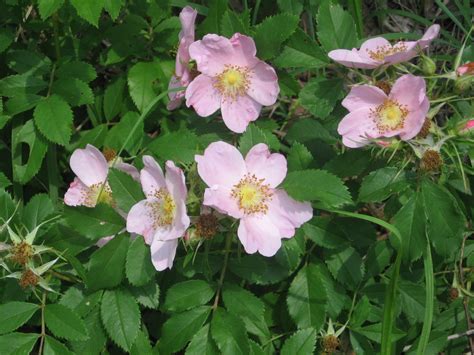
338 74 429 148
167 6 198 110
195 142 312 256
127 156 190 271
329 24 440 69
185 33 279 133
457 62 474 76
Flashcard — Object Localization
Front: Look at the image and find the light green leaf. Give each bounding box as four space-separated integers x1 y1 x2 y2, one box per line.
125 236 155 287
299 78 344 118
285 118 336 144
239 124 280 156
70 0 104 27
287 142 313 171
0 302 39 334
104 0 124 20
52 78 94 107
211 308 250 354
128 61 161 112
277 0 304 15
38 0 64 19
34 94 73 145
281 328 317 355
101 289 140 352
0 333 39 355
164 280 215 312
6 50 51 75
0 172 11 189
23 193 54 231
44 304 89 341
108 168 144 212
200 0 227 34
0 74 47 97
71 308 107 354
220 10 248 37
148 128 198 163
254 14 299 60
131 330 152 355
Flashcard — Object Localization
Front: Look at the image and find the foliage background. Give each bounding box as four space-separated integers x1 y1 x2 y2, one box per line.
0 0 473 354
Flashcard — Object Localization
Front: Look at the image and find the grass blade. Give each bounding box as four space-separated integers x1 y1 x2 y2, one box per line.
416 241 434 354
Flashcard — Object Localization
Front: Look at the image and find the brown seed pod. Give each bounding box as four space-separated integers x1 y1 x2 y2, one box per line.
195 213 219 239
420 149 443 172
448 288 459 302
102 148 117 162
10 241 33 265
417 118 431 139
322 334 340 354
19 269 39 289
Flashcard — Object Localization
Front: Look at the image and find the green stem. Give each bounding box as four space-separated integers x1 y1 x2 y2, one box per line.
38 292 47 355
252 0 261 26
212 232 233 310
11 116 23 202
416 242 434 355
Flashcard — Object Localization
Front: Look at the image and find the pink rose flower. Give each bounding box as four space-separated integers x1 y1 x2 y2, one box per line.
168 6 198 110
329 24 440 69
457 62 474 76
195 142 312 256
185 33 280 133
126 156 190 271
338 74 430 148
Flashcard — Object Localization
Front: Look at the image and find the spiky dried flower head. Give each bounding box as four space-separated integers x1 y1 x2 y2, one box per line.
321 334 340 354
195 213 218 239
417 118 431 139
10 241 33 265
19 269 38 289
421 149 443 172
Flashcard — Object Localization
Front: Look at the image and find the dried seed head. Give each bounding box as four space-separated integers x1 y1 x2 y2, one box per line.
10 241 33 265
102 148 117 162
321 334 340 353
375 81 391 95
195 213 218 239
417 118 431 139
19 269 38 289
421 149 443 172
448 288 459 302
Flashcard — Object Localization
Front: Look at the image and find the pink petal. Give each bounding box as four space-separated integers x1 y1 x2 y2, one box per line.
390 74 426 108
418 24 440 48
189 34 235 76
221 95 262 133
338 107 379 148
115 162 140 181
64 178 90 207
126 200 156 245
399 97 430 140
272 190 312 228
228 33 259 68
203 186 243 219
328 49 380 69
150 238 178 271
178 6 197 41
170 202 190 239
237 216 282 257
185 74 221 117
358 37 392 62
140 156 166 198
167 75 185 110
247 61 279 106
342 85 387 112
165 161 187 203
383 41 418 65
70 144 108 187
195 141 246 188
245 143 287 188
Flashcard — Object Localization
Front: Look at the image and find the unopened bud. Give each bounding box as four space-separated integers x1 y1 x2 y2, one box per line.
417 118 431 139
420 56 436 75
421 150 442 172
454 75 474 93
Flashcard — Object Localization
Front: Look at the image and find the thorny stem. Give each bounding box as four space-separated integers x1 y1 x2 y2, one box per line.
38 292 47 355
212 232 233 310
459 234 474 353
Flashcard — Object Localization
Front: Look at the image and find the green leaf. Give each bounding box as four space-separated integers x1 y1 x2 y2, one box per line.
148 128 198 163
324 150 371 178
299 78 344 119
364 240 393 278
0 28 14 53
0 172 11 189
0 74 47 97
254 14 299 60
52 78 94 107
421 180 466 257
211 308 250 354
56 61 97 83
277 0 304 15
108 168 144 212
303 217 350 249
358 167 410 203
281 328 317 355
186 324 219 355
45 304 89 341
6 50 51 75
5 94 42 116
0 333 39 355
200 0 227 34
159 306 211 354
317 0 358 52
70 0 104 27
287 142 313 171
131 330 152 355
104 77 126 120
355 323 406 344
164 280 215 312
239 124 280 156
64 204 124 241
130 282 160 309
399 281 426 324
34 95 73 145
100 289 140 352
220 10 249 37
285 118 336 145
326 247 365 288
71 308 107 354
104 0 124 20
87 233 129 290
287 264 327 330
104 111 143 155
44 336 74 355
125 236 155 287
0 302 39 334
128 61 161 112
23 193 54 231
38 0 65 19
283 169 351 207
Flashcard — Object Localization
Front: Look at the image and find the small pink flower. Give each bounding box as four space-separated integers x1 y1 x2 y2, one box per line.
329 24 440 69
457 62 474 76
185 33 280 133
168 6 198 110
127 156 190 271
338 74 429 148
195 142 312 256
461 120 474 132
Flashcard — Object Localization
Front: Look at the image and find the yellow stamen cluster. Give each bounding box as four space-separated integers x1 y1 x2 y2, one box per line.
146 188 176 228
214 65 251 101
231 174 273 215
370 99 408 134
367 43 408 61
83 183 115 207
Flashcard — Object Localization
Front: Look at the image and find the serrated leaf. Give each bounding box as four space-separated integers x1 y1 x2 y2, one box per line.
128 61 161 112
211 308 250 354
326 247 364 289
71 308 107 354
283 169 351 206
0 172 11 189
287 142 313 171
130 282 160 309
38 0 65 19
254 14 299 60
100 289 140 352
159 306 211 354
287 264 327 330
239 124 280 156
364 240 393 278
131 330 152 355
220 10 248 37
399 281 425 324
358 167 410 203
56 61 97 83
285 118 336 144
70 0 104 27
281 328 317 355
6 50 52 75
324 149 371 178
44 304 89 341
74 124 108 149
52 78 94 106
44 335 74 355
104 0 124 20
0 302 39 334
87 233 129 290
0 74 47 97
164 280 215 312
200 0 227 34
104 77 126 120
0 333 39 355
23 193 54 231
34 95 73 145
299 78 344 118
186 324 219 355
303 217 350 249
277 0 304 14
148 128 198 163
317 0 358 52
5 94 42 116
126 236 155 287
108 168 144 212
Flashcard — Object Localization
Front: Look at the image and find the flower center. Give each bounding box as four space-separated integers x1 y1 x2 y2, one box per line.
214 65 251 100
231 174 273 215
367 43 408 61
84 183 114 207
370 99 408 134
147 188 176 228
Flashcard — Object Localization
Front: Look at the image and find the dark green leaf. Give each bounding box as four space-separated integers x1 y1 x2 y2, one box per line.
44 336 74 355
34 95 73 145
0 302 39 334
326 247 365 288
38 0 65 19
358 167 410 203
211 308 250 354
0 333 39 355
164 280 215 312
148 128 198 163
52 78 94 107
239 124 280 156
70 0 104 27
186 324 219 355
45 304 89 341
108 168 144 212
299 78 344 118
281 328 317 355
125 236 155 287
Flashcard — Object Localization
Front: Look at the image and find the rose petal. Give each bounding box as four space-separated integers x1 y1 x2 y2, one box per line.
70 144 108 187
245 143 287 188
247 61 279 106
237 215 282 257
64 178 90 207
203 186 243 219
140 155 167 198
328 49 380 69
150 239 178 271
185 74 221 117
189 34 235 76
221 95 261 133
342 85 387 112
390 74 426 108
399 97 430 140
126 200 156 245
338 107 379 148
